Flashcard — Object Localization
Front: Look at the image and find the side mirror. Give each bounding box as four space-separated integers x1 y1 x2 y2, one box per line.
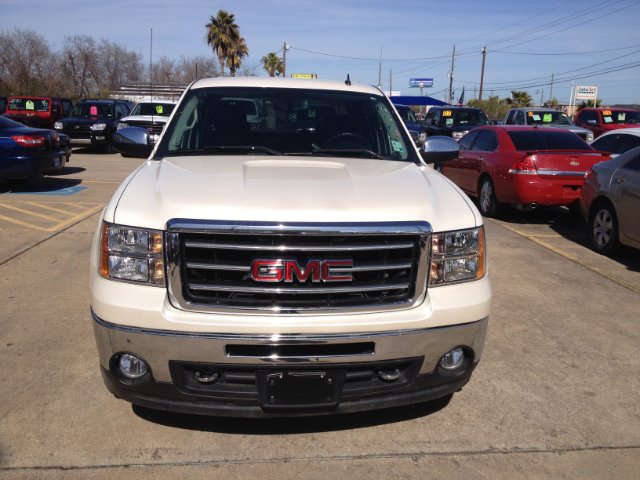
112 127 153 158
420 135 460 164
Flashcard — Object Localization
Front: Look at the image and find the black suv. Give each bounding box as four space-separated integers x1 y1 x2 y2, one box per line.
422 106 489 141
54 99 131 152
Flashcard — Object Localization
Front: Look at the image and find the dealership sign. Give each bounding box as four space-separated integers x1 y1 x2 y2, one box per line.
574 85 598 101
409 78 433 88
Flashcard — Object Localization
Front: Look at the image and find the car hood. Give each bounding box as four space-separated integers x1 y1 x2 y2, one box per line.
61 117 111 125
108 156 479 232
120 115 170 124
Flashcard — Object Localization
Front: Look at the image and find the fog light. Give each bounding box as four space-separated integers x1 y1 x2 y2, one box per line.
118 353 149 379
439 347 465 371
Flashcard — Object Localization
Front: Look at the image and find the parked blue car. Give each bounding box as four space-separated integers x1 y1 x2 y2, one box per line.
0 115 65 183
394 104 424 145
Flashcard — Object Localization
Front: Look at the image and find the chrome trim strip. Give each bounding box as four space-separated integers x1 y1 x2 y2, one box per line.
92 309 485 341
186 262 250 271
184 241 415 252
536 170 587 176
167 219 432 236
188 282 410 294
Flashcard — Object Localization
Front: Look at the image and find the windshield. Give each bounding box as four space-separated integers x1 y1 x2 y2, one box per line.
602 109 640 124
526 110 573 126
8 97 49 112
508 131 593 151
130 102 176 117
71 102 114 118
157 87 415 162
439 109 489 127
396 106 417 124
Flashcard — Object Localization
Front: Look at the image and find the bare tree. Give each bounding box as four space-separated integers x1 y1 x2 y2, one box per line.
97 39 144 91
62 35 98 97
0 29 55 94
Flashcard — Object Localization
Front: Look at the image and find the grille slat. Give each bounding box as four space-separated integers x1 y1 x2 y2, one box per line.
167 221 431 313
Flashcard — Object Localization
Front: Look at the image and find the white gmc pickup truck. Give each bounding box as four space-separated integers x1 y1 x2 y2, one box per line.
90 77 491 417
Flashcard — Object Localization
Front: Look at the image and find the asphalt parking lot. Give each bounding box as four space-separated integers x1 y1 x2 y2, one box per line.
0 150 638 479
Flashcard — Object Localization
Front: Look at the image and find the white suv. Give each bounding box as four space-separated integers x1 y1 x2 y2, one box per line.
91 78 491 417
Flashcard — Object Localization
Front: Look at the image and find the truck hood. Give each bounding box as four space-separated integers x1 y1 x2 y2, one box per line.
109 156 479 232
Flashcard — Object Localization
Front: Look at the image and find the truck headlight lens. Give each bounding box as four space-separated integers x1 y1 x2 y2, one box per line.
91 123 107 131
99 223 164 286
117 122 128 130
53 121 63 130
430 226 486 285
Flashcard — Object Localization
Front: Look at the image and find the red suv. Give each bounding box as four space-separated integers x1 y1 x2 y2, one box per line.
3 96 73 129
573 107 640 139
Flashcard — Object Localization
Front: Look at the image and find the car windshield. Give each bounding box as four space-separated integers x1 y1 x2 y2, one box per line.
8 97 49 112
71 103 114 118
526 110 573 125
440 109 489 127
157 87 415 162
130 102 176 117
396 106 417 124
602 110 640 124
507 130 593 151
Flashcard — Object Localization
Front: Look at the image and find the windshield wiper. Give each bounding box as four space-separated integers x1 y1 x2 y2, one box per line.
199 145 282 155
308 148 386 160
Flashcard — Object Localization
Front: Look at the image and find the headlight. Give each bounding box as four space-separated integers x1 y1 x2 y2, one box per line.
419 132 427 144
117 122 128 130
99 223 164 286
91 123 107 131
53 121 63 130
430 227 486 285
586 131 594 142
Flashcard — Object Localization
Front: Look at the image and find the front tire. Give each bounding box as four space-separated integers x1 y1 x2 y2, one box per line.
589 201 618 255
478 176 501 217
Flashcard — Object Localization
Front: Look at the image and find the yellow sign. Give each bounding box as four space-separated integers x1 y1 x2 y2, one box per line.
156 105 164 114
442 110 452 117
291 73 317 79
602 110 612 116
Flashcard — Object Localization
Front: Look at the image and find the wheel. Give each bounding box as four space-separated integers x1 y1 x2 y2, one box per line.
478 177 501 217
589 201 618 255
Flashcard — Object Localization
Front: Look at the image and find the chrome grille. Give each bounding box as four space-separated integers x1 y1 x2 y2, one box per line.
125 120 165 135
166 220 431 313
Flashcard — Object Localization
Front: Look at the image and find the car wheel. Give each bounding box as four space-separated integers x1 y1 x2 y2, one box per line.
589 202 618 255
478 177 501 217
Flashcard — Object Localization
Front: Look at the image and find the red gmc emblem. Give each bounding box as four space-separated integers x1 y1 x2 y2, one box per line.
251 259 353 283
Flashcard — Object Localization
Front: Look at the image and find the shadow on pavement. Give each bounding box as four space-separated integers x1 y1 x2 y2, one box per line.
132 394 453 433
0 176 83 194
49 166 86 176
493 206 640 273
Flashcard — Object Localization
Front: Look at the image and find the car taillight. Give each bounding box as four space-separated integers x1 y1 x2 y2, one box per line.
508 155 537 175
11 135 46 148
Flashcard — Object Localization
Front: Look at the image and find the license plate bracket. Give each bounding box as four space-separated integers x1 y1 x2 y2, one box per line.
257 370 344 410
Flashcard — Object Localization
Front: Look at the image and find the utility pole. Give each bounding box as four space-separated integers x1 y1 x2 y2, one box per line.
378 46 383 89
389 68 392 96
478 47 487 101
549 73 554 102
282 42 289 78
448 45 456 103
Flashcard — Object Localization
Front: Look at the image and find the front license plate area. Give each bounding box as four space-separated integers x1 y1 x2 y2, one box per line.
257 370 344 410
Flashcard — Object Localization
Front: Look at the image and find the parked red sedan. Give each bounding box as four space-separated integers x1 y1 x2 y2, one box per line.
440 125 610 216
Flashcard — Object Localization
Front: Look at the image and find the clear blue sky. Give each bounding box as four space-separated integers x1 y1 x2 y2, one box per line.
4 0 640 104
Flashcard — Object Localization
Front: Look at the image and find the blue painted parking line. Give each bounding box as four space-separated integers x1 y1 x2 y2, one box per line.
3 185 87 196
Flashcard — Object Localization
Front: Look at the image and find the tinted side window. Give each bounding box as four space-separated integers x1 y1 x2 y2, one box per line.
621 135 640 153
459 130 480 150
472 130 498 151
515 112 525 125
623 149 640 171
592 135 620 154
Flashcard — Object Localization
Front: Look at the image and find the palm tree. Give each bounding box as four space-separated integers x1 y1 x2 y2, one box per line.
261 52 284 77
226 37 249 77
205 10 240 76
506 90 533 107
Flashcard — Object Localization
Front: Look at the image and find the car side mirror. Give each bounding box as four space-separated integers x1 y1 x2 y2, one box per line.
420 135 460 164
112 127 153 158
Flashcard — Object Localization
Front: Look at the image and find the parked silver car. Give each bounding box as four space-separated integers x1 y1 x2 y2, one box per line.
504 107 594 142
580 146 640 254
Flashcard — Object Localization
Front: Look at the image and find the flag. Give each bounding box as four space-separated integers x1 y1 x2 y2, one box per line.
458 86 465 106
